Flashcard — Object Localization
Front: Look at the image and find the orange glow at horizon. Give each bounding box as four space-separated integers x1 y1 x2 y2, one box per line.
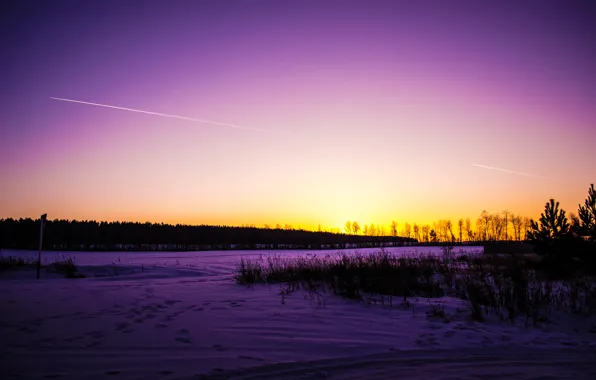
2 3 595 232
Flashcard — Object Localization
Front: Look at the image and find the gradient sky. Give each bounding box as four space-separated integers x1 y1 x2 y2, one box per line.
2 1 595 231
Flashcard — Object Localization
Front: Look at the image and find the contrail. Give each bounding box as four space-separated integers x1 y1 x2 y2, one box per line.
50 97 267 132
471 163 550 180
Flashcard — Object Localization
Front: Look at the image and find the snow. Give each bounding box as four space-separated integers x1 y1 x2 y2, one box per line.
2 247 596 379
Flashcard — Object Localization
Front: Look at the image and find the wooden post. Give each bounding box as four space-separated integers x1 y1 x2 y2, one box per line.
36 213 47 279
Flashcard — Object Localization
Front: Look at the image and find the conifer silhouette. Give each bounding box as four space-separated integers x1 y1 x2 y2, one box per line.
575 184 596 241
528 199 569 242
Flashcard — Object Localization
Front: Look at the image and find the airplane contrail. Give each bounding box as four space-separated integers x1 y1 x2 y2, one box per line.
50 97 267 132
471 163 550 180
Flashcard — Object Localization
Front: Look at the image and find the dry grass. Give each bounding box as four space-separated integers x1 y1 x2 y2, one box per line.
235 251 596 324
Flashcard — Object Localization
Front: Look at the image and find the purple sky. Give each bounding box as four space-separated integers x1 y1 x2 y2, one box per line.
2 1 595 230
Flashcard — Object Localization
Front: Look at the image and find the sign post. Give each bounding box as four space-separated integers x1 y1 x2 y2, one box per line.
36 213 47 279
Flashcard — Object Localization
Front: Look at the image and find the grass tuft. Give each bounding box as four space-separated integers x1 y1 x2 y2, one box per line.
1 254 86 278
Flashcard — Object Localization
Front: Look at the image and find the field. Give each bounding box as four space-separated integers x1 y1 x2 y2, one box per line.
2 247 596 380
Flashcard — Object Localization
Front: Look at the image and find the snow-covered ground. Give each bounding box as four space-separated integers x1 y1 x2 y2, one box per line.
2 247 595 379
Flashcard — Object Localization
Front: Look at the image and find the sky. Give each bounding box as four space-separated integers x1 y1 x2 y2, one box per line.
1 0 595 231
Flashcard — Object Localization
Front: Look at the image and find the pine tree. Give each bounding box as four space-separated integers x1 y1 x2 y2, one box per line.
528 199 569 242
576 184 596 241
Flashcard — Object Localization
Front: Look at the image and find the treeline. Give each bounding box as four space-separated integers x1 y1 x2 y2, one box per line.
344 210 532 243
0 219 416 251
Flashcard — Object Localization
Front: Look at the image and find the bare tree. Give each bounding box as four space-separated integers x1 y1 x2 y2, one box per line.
413 223 420 242
521 217 531 240
511 214 522 241
477 210 490 241
421 224 430 243
352 221 361 235
369 223 377 237
390 221 398 237
492 213 504 241
465 218 472 242
344 221 352 235
502 210 510 241
445 220 455 242
436 220 449 242
404 223 411 239
457 218 464 242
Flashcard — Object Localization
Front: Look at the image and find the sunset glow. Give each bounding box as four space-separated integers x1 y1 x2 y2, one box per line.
2 1 595 231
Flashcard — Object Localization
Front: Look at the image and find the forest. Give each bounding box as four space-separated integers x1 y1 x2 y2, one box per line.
0 219 416 251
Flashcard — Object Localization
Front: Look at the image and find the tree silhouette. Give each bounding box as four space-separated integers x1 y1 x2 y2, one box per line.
457 219 463 242
421 224 430 243
403 222 411 239
429 229 437 242
413 223 420 242
528 199 570 242
390 221 398 237
352 221 361 235
502 210 510 241
465 218 473 242
344 221 352 235
575 184 596 240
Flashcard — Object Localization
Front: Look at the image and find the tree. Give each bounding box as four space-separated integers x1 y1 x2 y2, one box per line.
429 229 437 243
457 219 464 242
368 223 377 237
403 223 411 239
445 220 455 242
521 217 531 241
390 221 398 237
413 223 420 242
465 218 472 242
477 210 490 241
502 210 510 241
421 224 430 243
491 213 504 241
352 221 361 235
528 199 570 242
344 221 352 235
575 184 596 240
